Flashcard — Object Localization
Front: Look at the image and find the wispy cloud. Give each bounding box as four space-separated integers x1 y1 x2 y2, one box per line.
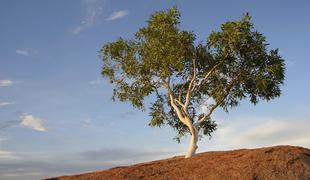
79 147 179 163
0 150 19 160
0 120 20 130
0 102 14 107
0 102 12 107
0 156 114 179
16 49 31 56
0 146 179 179
235 119 310 147
198 117 310 152
0 138 20 161
20 114 46 132
106 10 129 21
15 48 37 57
71 0 104 34
82 119 91 127
0 80 13 87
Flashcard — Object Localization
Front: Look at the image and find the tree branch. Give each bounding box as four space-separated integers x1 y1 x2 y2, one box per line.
195 71 242 125
169 94 188 124
178 82 187 103
175 99 185 108
192 53 230 92
184 58 196 109
163 78 187 125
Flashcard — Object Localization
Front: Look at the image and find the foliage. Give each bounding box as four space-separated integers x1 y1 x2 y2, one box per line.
99 7 285 142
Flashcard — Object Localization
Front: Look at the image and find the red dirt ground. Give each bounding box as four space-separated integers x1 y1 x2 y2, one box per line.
46 145 310 180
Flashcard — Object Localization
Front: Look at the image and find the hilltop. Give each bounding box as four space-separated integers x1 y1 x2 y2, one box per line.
47 145 310 180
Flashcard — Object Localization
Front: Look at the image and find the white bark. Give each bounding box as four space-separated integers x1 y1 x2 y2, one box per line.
185 124 199 158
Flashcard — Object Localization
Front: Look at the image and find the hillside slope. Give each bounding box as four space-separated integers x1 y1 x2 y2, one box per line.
47 145 310 180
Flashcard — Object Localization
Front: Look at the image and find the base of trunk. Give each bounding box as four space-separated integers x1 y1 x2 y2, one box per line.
185 143 198 158
185 126 199 158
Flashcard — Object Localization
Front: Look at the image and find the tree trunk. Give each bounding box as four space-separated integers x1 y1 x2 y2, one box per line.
185 124 199 158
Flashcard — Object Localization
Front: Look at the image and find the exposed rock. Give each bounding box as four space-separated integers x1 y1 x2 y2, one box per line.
46 145 310 180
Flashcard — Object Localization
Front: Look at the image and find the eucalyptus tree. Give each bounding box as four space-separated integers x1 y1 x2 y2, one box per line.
100 7 285 158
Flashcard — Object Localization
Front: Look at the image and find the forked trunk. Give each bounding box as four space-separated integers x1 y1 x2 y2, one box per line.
185 124 199 158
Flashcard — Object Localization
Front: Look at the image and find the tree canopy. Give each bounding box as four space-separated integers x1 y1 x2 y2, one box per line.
99 7 285 150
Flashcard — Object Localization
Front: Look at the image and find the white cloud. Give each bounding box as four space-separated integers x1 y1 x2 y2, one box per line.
235 119 310 147
80 147 179 164
198 117 310 152
16 49 31 56
20 115 46 132
15 48 37 56
106 10 129 21
0 150 19 160
71 0 104 34
82 119 91 127
0 138 19 160
0 80 21 87
0 102 14 107
0 80 13 87
1 172 41 178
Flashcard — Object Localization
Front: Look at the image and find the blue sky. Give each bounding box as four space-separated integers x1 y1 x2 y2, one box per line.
0 0 310 179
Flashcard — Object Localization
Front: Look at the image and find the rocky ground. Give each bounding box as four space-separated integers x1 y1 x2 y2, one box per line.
46 145 310 180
